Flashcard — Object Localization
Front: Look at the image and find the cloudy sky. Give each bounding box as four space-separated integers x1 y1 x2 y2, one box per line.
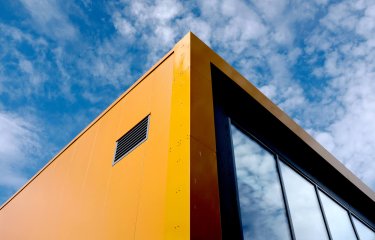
0 0 374 204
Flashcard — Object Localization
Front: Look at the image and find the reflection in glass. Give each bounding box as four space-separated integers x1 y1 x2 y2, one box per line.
279 161 329 240
230 124 291 240
318 190 357 240
352 217 375 240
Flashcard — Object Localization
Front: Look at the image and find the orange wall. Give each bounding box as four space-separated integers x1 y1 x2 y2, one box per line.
0 53 177 239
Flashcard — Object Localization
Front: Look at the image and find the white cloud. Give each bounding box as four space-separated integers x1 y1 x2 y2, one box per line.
306 0 375 189
176 16 212 45
0 24 49 98
19 59 33 74
0 111 41 189
19 0 77 40
18 58 44 86
113 12 136 39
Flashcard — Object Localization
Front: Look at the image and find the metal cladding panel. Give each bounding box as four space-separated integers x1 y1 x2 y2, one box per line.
189 34 222 239
0 52 182 239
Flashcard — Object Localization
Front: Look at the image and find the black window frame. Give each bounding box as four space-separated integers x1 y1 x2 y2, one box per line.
211 63 375 239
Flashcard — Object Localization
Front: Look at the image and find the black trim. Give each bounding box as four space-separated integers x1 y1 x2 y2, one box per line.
214 104 243 239
350 213 361 240
315 186 333 240
211 63 375 238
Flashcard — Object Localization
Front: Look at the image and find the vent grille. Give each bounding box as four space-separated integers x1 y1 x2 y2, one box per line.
113 115 150 164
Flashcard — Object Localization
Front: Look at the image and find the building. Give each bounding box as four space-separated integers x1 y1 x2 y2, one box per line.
0 32 374 239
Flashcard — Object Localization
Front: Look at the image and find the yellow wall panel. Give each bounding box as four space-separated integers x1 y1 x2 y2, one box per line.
134 56 174 239
163 36 190 239
0 51 177 239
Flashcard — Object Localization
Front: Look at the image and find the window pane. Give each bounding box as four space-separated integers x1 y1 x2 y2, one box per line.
279 161 329 240
352 217 375 240
318 190 357 240
231 124 291 240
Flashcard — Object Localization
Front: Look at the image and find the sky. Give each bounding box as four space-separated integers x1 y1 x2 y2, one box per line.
0 0 374 205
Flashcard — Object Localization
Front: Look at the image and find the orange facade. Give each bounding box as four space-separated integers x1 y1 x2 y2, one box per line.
0 33 373 239
0 47 184 239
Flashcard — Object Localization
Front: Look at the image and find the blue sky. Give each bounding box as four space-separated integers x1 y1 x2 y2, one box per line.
0 0 374 204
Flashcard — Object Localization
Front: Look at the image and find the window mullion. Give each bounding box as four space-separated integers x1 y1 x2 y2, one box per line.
275 155 296 240
315 185 333 240
349 213 361 240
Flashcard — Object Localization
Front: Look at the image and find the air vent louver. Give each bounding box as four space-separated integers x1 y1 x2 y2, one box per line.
113 115 150 164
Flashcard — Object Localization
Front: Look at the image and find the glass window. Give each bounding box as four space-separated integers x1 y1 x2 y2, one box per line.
231 124 291 240
279 161 329 240
318 190 357 240
352 216 375 240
